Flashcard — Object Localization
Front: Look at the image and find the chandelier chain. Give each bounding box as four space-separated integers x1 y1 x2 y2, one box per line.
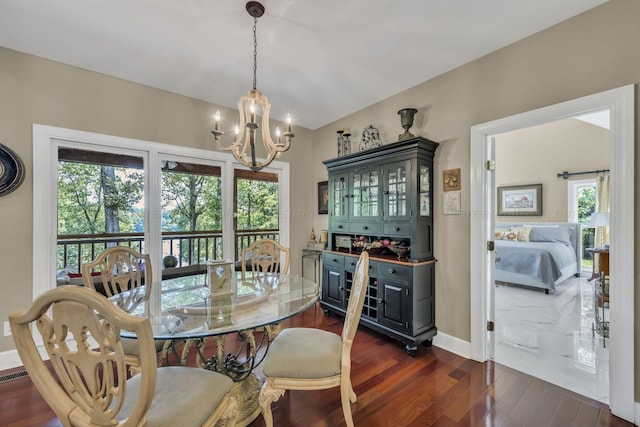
252 17 258 91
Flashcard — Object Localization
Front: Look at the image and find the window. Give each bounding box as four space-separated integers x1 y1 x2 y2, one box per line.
568 179 596 268
161 161 223 270
234 169 280 261
57 148 145 274
33 125 289 299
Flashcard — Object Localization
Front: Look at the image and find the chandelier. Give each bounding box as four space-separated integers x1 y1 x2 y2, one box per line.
211 1 294 172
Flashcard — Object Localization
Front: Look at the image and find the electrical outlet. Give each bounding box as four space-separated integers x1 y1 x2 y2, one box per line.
4 321 11 337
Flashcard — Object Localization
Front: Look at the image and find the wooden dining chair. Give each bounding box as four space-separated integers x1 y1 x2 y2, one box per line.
9 285 238 427
241 238 290 278
259 251 369 427
240 239 291 339
82 246 169 372
82 246 151 298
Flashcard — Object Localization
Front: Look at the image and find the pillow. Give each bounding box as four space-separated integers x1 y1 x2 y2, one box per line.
501 231 519 241
68 272 101 278
495 229 519 240
494 229 509 240
529 226 572 246
511 226 532 242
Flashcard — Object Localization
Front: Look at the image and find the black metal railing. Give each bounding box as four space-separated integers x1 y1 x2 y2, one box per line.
57 229 279 273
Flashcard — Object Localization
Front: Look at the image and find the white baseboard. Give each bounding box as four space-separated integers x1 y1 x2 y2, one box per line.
0 349 23 371
432 331 471 359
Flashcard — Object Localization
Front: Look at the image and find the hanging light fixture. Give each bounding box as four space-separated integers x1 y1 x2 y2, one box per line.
211 1 294 172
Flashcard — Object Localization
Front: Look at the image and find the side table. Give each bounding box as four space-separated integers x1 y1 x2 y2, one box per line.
587 247 610 346
302 249 323 285
586 247 609 282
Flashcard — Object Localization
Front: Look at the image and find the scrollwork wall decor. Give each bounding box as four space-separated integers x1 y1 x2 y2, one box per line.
359 125 381 151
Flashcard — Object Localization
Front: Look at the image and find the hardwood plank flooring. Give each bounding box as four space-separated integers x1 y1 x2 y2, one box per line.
0 302 633 427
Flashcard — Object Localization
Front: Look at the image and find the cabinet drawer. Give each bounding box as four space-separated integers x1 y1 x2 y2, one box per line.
332 222 351 232
323 253 344 269
383 222 411 236
348 256 377 274
350 222 383 235
344 256 358 271
377 263 411 281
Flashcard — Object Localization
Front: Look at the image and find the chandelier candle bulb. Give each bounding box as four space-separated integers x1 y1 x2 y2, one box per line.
214 111 221 132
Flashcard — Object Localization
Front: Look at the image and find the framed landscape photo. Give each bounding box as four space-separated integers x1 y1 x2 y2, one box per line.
497 183 542 216
318 181 328 214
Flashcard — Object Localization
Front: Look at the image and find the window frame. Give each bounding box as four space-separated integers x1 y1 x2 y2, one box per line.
33 124 289 300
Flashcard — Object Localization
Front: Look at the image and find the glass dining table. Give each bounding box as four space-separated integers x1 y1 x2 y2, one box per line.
110 272 319 427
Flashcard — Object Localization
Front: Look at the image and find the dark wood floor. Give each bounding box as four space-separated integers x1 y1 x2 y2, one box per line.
0 302 634 427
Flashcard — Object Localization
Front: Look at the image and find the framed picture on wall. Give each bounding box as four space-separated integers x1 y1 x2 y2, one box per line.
318 181 328 214
497 183 542 216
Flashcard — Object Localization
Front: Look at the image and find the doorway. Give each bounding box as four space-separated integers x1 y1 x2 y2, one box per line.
491 117 610 402
469 85 634 422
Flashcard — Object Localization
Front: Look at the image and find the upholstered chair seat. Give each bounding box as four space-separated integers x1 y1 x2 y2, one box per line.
119 366 233 426
262 328 342 379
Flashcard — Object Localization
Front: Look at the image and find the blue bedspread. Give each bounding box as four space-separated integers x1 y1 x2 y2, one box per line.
495 240 577 285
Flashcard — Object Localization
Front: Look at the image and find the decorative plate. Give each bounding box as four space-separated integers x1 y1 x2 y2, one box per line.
0 143 25 196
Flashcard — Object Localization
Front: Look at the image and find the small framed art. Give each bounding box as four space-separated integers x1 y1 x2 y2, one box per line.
318 181 328 214
497 184 542 216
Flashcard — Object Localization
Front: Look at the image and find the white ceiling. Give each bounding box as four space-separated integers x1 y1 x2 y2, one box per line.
0 0 608 130
576 111 610 130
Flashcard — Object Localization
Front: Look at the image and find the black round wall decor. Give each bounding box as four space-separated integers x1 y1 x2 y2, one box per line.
0 143 25 196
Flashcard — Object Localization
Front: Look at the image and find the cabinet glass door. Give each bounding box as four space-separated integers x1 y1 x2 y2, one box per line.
419 165 430 216
384 162 409 218
330 174 347 218
351 169 379 218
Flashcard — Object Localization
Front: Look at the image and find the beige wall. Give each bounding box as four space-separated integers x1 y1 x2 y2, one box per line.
495 118 610 222
0 47 315 352
311 0 639 396
1 0 639 399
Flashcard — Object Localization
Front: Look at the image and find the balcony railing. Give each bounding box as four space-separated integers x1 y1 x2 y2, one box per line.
57 229 280 274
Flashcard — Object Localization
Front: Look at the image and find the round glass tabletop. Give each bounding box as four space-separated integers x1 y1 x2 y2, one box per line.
111 273 319 340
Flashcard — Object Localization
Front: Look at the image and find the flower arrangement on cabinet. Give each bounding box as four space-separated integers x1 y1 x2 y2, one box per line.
352 236 409 259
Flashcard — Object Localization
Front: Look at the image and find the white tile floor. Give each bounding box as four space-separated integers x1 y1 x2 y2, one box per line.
494 275 610 404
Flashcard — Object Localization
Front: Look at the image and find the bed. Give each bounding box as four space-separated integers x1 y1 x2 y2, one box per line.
494 222 582 293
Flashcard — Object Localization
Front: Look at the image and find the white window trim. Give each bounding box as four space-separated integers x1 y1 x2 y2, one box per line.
32 124 290 300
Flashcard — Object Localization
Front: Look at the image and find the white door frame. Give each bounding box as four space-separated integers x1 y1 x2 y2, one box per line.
469 85 635 422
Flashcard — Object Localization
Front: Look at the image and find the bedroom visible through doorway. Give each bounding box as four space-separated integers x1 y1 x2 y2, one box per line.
492 114 610 403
